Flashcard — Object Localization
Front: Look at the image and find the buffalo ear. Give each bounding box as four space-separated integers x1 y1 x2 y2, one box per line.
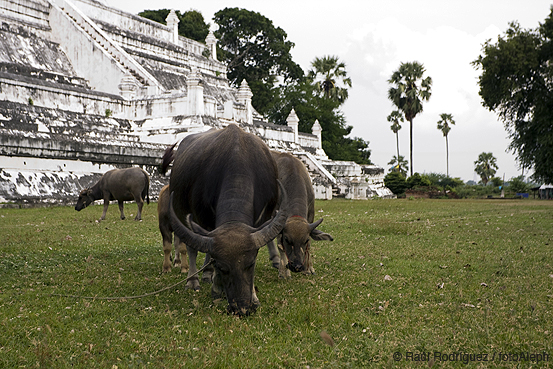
310 229 333 241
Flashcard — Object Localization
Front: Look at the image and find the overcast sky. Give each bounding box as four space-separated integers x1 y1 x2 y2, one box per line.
107 0 552 182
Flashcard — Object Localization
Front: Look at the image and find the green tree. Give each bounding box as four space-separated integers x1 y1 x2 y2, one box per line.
436 113 455 177
388 62 432 176
406 172 431 189
388 155 408 176
474 152 498 185
266 57 370 164
387 110 404 162
138 9 210 43
473 9 553 183
308 56 352 104
425 172 464 188
509 175 530 193
213 7 304 115
384 171 408 195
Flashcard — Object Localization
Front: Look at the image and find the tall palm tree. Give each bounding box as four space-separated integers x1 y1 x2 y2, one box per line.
308 56 352 104
474 152 498 185
436 113 456 177
388 61 432 176
387 110 404 163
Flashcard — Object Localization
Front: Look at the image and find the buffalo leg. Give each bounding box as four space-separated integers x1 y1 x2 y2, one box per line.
174 235 189 273
304 249 315 275
278 245 291 279
201 253 213 283
211 269 224 301
101 198 110 220
252 284 260 308
267 239 280 269
134 196 143 221
161 230 173 273
118 200 126 220
186 246 201 290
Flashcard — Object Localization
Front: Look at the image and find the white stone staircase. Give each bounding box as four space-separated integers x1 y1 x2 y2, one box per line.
48 0 164 95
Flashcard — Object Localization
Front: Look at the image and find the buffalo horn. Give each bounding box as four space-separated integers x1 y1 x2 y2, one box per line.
251 180 288 249
308 218 324 232
169 192 214 254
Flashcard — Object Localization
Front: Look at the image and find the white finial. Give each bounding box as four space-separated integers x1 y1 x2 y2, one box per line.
166 10 179 44
205 30 217 60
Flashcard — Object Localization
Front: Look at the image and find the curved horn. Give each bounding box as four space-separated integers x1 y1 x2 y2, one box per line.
251 180 289 249
169 192 214 254
187 214 210 236
308 218 324 232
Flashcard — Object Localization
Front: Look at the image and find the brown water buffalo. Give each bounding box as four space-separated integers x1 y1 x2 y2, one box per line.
75 167 150 221
158 185 188 273
165 124 288 316
269 151 333 279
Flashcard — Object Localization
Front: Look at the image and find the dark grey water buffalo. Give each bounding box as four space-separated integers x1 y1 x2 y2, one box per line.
75 167 150 221
268 151 333 279
165 124 288 316
158 185 188 273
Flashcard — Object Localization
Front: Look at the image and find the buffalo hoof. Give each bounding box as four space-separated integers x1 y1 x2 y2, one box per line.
270 256 280 269
162 265 171 273
202 270 214 284
186 278 200 291
278 269 291 279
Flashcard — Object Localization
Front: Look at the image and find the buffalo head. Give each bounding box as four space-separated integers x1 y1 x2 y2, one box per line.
281 216 333 273
169 193 287 316
75 189 94 211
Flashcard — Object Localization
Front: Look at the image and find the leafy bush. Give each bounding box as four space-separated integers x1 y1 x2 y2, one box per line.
508 175 531 194
384 171 407 195
406 172 431 189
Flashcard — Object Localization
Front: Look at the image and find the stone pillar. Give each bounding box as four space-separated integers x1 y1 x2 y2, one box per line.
312 119 322 148
286 109 299 143
205 30 217 61
186 69 204 116
118 74 138 99
237 80 253 124
166 10 179 44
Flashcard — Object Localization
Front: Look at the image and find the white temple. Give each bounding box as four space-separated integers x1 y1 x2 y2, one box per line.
0 0 394 205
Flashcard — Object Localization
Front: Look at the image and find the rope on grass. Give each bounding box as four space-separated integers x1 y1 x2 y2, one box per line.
50 260 215 301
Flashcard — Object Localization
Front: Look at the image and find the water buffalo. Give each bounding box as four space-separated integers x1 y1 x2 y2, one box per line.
75 167 150 221
269 151 333 279
166 124 288 316
158 185 188 273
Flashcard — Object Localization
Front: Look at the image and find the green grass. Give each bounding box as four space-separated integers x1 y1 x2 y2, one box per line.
1 199 552 368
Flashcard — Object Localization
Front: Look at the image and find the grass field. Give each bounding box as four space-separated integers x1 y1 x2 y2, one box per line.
1 198 552 368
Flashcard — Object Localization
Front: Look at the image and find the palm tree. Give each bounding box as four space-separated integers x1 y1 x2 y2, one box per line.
388 61 432 176
474 152 498 185
387 110 404 162
436 113 456 177
308 56 352 104
388 155 409 176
